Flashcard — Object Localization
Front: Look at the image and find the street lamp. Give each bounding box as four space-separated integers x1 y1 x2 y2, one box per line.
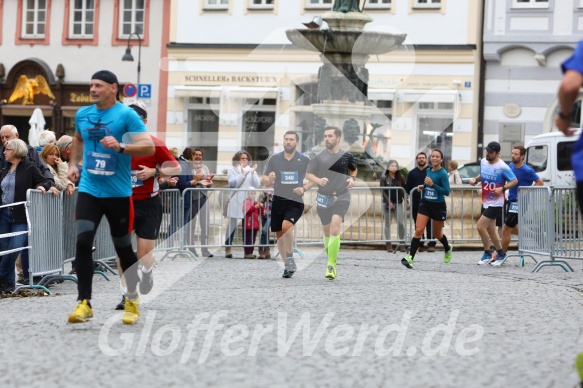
121 32 142 86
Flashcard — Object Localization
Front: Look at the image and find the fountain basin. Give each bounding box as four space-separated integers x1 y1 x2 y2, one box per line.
286 29 406 55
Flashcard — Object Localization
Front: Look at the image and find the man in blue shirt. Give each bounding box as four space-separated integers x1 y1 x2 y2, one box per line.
556 40 583 213
555 39 583 385
501 146 543 252
66 70 154 325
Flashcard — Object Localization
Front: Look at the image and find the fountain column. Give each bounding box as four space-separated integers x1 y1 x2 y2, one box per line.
286 8 406 154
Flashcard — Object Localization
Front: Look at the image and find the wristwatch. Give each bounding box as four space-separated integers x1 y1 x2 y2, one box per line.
118 143 126 154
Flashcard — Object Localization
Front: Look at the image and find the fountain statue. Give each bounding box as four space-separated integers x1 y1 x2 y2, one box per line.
286 1 406 178
333 0 361 13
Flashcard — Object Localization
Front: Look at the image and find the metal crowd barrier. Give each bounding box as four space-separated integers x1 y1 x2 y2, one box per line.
157 189 195 261
23 190 64 292
510 186 582 272
9 183 533 289
408 186 487 246
0 200 39 292
175 187 276 256
170 185 502 256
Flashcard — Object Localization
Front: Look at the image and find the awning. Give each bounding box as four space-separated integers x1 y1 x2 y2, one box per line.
367 89 395 101
398 90 458 103
174 86 222 98
223 87 279 99
174 86 279 100
1 105 53 117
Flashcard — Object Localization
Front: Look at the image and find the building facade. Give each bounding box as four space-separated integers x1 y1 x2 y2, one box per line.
483 0 583 159
0 0 169 139
165 0 483 175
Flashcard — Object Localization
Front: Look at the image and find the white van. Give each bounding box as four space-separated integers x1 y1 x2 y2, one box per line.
525 131 580 187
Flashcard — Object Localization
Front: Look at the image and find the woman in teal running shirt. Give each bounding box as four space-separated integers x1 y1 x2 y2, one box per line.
402 149 452 268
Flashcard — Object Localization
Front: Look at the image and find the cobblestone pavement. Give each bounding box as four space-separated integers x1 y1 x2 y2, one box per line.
1 246 583 387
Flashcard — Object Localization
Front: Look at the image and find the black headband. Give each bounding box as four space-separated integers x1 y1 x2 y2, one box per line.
91 70 119 85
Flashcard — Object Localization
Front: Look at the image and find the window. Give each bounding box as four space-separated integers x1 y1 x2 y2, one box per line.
366 0 391 9
70 0 94 38
417 116 453 161
513 0 549 8
557 141 574 171
413 0 441 9
306 0 332 9
248 0 274 9
526 145 548 172
23 0 47 38
242 99 275 167
120 0 144 37
416 101 454 161
205 0 229 9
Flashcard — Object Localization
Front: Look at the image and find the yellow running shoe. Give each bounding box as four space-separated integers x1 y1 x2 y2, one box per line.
122 296 140 325
325 265 336 280
68 299 93 323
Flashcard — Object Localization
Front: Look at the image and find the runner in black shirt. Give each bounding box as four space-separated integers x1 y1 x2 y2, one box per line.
262 131 312 278
306 127 358 280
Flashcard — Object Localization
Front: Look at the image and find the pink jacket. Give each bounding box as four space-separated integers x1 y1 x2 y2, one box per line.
243 198 260 230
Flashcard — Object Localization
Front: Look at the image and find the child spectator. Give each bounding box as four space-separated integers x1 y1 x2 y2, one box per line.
258 183 274 259
242 189 261 259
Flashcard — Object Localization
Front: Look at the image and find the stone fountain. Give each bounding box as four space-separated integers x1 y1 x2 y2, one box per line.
286 0 406 178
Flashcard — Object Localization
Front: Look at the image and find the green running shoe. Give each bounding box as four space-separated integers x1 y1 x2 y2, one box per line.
325 265 336 280
444 245 453 264
401 255 414 269
576 352 583 381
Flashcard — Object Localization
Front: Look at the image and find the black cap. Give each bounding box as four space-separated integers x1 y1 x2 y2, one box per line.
91 70 119 85
485 141 501 153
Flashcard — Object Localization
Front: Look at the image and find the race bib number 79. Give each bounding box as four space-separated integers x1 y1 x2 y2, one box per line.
86 152 117 176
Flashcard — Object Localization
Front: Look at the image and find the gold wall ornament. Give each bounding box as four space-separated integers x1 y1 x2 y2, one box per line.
8 75 56 105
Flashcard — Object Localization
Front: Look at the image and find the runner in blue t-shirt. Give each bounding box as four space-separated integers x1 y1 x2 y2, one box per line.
555 39 583 385
556 40 583 214
501 146 543 252
66 70 154 325
470 141 517 266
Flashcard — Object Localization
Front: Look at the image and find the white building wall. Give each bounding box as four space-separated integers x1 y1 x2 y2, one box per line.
175 0 471 46
482 0 583 158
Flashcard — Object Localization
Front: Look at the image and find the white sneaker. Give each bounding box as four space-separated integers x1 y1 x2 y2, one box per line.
490 253 507 267
478 253 493 265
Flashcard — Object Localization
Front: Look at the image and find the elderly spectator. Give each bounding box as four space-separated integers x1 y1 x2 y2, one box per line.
37 130 56 153
0 125 54 183
224 150 260 258
448 160 462 185
56 135 73 164
40 144 74 195
0 139 58 293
